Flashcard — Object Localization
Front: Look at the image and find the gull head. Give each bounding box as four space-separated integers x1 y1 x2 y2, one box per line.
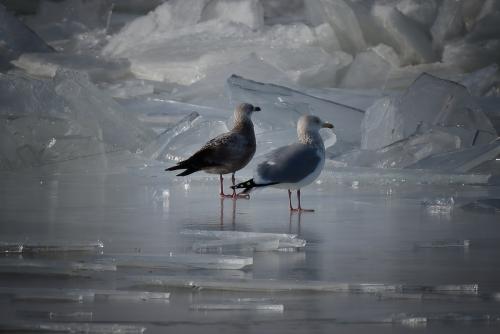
297 115 334 135
235 103 261 120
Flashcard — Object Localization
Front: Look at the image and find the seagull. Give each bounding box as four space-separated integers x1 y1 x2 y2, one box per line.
232 115 334 211
166 103 260 199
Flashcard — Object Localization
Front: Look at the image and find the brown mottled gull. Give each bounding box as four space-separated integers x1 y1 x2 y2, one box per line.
166 103 260 199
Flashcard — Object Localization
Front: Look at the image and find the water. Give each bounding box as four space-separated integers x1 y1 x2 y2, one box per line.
1 170 500 333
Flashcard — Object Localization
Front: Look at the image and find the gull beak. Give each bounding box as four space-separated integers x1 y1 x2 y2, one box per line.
253 106 261 112
322 122 334 129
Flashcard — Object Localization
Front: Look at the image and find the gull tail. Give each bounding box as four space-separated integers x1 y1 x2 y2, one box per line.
165 164 198 176
231 179 277 194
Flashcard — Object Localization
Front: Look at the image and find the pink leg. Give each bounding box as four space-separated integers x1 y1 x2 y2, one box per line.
297 189 314 212
288 189 295 211
219 174 232 198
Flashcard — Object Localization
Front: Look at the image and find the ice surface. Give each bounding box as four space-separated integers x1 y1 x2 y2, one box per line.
319 165 491 185
371 5 436 66
396 0 438 28
361 73 497 151
431 0 465 51
304 0 367 53
190 303 284 312
226 75 363 153
0 322 146 334
408 138 500 172
110 253 253 270
0 4 53 70
12 53 131 82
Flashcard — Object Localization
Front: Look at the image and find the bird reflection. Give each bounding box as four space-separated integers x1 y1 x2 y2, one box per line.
288 211 302 236
219 197 236 227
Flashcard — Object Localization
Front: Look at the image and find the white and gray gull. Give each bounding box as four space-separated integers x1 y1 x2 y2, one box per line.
232 115 334 211
166 103 260 199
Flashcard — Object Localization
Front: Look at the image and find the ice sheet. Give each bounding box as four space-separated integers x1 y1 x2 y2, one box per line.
12 53 131 82
109 253 253 270
361 73 497 150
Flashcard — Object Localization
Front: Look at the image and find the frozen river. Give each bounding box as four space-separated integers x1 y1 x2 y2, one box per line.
1 165 500 334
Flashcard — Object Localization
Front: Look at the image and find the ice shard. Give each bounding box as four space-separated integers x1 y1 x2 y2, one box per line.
110 253 253 270
12 53 131 82
361 73 497 151
0 258 116 275
11 240 104 253
0 322 146 334
408 138 500 172
371 5 436 65
190 303 284 312
0 4 53 70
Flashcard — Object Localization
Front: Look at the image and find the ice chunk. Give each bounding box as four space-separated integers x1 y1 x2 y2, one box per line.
0 4 53 70
12 53 131 82
396 0 438 28
361 73 497 150
371 5 436 65
193 238 282 252
340 44 400 89
93 290 170 302
431 0 465 51
18 310 95 322
304 0 367 53
226 75 364 153
19 239 104 253
190 303 284 312
0 242 23 254
338 128 462 168
0 322 146 334
443 39 500 72
24 0 114 43
414 239 470 248
408 138 500 172
201 0 264 30
182 229 306 251
421 197 455 214
460 64 499 96
110 253 253 270
0 258 116 275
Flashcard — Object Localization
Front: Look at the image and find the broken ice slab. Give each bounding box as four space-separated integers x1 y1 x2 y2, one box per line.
361 73 496 151
18 240 104 253
190 303 284 312
0 322 146 334
182 229 306 251
0 4 53 70
18 310 93 322
371 5 436 65
0 242 23 254
319 165 491 186
12 53 131 82
0 258 116 275
414 240 470 248
0 287 170 303
408 138 500 173
126 276 399 293
430 0 465 50
226 75 364 153
110 253 253 270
